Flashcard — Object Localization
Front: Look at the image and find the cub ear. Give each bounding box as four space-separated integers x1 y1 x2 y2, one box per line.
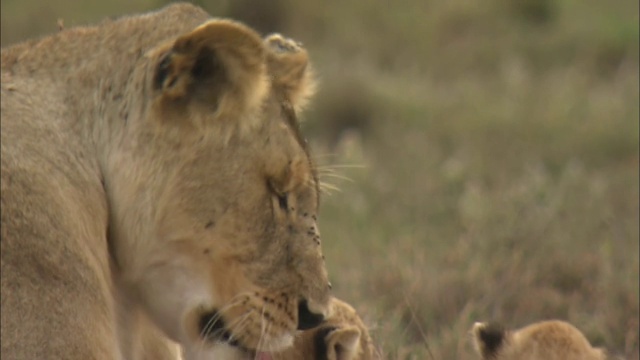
264 33 316 113
326 327 361 360
154 20 269 116
471 322 506 359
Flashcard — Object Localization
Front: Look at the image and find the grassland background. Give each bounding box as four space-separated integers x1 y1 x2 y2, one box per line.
2 0 638 359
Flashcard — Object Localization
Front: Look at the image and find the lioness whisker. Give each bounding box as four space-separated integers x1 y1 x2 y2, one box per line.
317 163 367 169
224 311 253 344
199 295 250 338
319 182 341 194
254 305 268 359
319 172 355 183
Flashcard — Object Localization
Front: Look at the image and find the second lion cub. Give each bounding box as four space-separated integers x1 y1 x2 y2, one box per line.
471 320 606 360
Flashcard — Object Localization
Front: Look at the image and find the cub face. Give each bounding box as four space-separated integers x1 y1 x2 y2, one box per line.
285 297 377 360
219 297 377 359
106 20 331 356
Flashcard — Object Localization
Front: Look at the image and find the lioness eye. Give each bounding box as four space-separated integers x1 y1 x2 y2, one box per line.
277 193 288 211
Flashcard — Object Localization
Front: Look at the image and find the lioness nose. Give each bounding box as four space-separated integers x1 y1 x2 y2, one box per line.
297 299 324 330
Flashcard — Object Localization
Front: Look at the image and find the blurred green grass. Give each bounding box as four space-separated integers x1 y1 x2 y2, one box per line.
2 0 638 359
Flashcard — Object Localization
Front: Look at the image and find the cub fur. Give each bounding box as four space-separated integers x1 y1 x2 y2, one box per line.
282 297 377 360
471 320 607 360
220 297 378 360
1 3 331 360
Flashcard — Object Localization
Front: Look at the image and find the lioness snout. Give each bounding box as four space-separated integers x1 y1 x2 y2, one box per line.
297 299 324 330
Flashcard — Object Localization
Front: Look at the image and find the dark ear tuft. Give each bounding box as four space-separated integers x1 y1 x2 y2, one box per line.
326 326 361 360
313 326 336 359
191 46 220 80
472 322 506 359
154 52 173 91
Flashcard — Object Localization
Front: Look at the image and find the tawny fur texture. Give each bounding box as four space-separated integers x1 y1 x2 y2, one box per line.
224 297 378 360
471 320 607 360
1 3 332 360
280 297 377 360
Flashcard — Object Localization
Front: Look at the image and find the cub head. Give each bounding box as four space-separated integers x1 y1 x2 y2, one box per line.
288 297 377 360
470 321 608 360
106 20 330 356
222 297 377 359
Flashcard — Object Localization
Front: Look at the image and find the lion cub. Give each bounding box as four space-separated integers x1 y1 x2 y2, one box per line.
260 297 376 360
471 320 607 360
217 297 376 359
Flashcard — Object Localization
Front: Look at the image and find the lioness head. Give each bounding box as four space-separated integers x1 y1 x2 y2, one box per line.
105 19 330 356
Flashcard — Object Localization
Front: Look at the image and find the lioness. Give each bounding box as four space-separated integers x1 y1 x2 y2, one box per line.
1 3 332 359
471 320 607 360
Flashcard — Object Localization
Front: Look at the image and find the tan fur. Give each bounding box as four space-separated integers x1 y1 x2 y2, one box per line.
1 3 331 360
471 320 607 360
265 33 317 113
292 297 377 360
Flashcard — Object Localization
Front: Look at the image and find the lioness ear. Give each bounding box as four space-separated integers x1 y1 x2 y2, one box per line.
264 34 316 113
154 20 268 116
326 327 361 360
